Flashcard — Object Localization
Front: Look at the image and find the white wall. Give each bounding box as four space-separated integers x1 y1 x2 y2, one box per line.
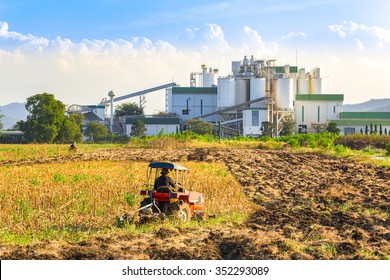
243 108 268 136
169 93 217 121
295 100 342 133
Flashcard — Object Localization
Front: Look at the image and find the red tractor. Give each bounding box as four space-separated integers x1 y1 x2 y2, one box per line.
138 162 205 222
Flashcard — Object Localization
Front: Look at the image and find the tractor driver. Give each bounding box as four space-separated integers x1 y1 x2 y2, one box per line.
154 168 176 192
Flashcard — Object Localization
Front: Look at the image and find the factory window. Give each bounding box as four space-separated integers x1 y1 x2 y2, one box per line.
252 111 259 126
317 106 320 122
333 106 336 114
301 106 304 122
182 109 189 115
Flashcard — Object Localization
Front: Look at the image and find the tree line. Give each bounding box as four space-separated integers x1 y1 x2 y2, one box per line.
0 93 149 144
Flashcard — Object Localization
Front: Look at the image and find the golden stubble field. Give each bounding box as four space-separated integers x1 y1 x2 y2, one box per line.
0 146 389 260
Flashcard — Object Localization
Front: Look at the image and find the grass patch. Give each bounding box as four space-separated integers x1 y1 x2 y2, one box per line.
0 160 252 244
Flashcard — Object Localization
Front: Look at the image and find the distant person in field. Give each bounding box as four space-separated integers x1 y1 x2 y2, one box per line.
154 168 176 191
69 142 77 152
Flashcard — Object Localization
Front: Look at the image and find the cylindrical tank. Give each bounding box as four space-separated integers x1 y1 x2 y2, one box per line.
309 78 323 94
217 77 236 109
232 61 241 76
250 78 266 107
202 72 217 87
235 78 249 105
297 78 308 94
275 78 294 110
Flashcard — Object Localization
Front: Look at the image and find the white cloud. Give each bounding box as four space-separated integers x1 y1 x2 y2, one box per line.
354 39 365 51
281 31 307 40
1 20 389 110
0 21 49 51
241 26 278 57
184 23 230 53
328 21 390 48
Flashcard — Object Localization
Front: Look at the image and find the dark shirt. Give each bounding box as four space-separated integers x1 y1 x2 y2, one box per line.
154 175 176 190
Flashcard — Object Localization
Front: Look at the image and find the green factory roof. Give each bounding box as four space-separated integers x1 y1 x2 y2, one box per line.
339 112 390 120
332 120 390 126
243 107 268 110
172 87 217 94
125 116 180 125
86 105 105 109
295 94 344 101
274 66 298 74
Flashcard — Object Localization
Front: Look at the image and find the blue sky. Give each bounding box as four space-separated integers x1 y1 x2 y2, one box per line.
0 0 389 112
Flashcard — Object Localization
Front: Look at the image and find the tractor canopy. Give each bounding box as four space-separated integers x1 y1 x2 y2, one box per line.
148 162 190 171
147 161 190 189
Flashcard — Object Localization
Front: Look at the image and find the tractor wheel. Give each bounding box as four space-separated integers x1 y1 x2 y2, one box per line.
174 202 191 222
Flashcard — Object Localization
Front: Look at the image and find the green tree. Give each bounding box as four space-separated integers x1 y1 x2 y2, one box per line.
326 122 340 134
114 102 144 118
130 120 147 137
85 122 109 142
18 93 66 143
379 124 383 135
365 125 369 135
385 128 388 135
370 123 373 134
279 115 295 136
261 121 276 137
314 124 326 134
186 119 213 135
0 107 4 130
56 114 84 143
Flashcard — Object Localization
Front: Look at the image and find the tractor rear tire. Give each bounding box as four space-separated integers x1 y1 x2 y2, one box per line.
174 202 191 222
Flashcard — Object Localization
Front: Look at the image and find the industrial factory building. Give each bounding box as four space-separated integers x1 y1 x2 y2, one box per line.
166 56 345 137
333 112 390 135
84 55 389 137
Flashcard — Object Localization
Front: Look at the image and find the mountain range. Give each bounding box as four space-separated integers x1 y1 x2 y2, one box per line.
1 98 390 130
1 102 28 130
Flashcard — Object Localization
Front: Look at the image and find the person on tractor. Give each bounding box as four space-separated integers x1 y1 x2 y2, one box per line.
154 168 176 192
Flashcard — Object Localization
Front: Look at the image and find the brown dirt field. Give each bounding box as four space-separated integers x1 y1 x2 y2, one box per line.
0 148 389 260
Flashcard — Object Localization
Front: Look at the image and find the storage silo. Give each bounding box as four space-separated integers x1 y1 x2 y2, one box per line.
309 78 323 94
235 78 249 105
275 78 294 110
249 78 266 107
202 71 217 87
297 68 308 94
217 77 236 109
297 78 308 94
232 61 241 77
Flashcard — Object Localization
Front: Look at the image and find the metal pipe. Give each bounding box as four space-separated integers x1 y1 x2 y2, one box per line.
108 90 115 132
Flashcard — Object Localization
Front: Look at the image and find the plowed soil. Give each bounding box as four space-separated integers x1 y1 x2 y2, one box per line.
0 148 389 259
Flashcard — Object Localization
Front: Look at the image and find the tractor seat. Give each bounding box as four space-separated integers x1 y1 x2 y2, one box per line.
156 186 172 193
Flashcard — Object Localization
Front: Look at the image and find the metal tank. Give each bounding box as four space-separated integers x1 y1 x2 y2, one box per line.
235 78 249 105
202 71 217 87
249 78 266 107
297 68 308 94
217 77 236 109
309 78 323 94
275 78 294 110
232 61 241 77
298 78 308 94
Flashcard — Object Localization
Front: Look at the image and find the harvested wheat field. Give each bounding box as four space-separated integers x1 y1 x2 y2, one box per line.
0 147 389 260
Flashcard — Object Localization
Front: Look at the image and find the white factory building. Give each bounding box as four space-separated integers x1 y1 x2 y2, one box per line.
166 55 344 136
